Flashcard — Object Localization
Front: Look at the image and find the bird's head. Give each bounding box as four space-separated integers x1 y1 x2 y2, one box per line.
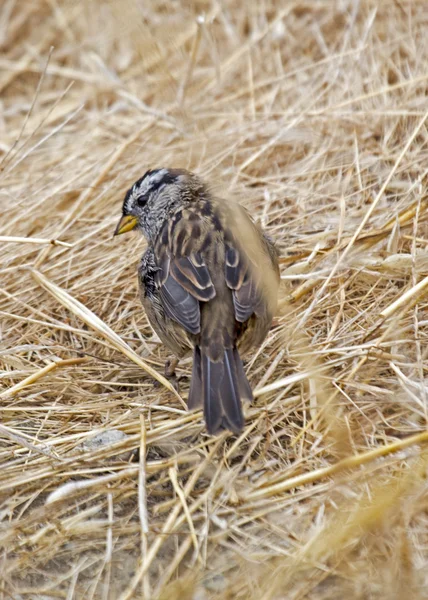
114 168 206 241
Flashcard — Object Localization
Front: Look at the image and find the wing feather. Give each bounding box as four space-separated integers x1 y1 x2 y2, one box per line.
159 274 201 334
170 254 215 301
153 219 215 334
225 243 261 323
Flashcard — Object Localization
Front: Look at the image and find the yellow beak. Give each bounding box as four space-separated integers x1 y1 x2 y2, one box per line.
114 215 138 236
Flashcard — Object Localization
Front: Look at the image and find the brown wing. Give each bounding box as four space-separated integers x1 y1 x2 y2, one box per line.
225 241 264 323
224 245 253 322
153 208 216 336
157 269 202 335
152 201 277 336
224 203 279 324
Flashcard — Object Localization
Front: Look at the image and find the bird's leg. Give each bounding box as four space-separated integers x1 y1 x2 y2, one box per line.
164 357 180 392
165 357 179 378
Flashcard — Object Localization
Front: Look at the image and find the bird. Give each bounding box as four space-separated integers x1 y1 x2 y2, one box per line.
114 168 279 434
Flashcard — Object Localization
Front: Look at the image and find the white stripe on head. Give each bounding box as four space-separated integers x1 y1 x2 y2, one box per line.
125 169 169 212
134 169 168 196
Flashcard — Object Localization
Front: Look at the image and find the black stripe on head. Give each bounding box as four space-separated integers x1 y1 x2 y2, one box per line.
136 169 179 194
123 168 180 213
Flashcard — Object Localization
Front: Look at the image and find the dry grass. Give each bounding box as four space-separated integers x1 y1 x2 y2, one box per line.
2 1 428 598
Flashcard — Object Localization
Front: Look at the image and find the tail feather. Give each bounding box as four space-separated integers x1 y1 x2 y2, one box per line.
233 347 253 403
221 348 244 432
187 345 252 434
202 355 224 433
188 346 202 410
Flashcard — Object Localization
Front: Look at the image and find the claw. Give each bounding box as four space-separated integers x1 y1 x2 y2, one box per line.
165 357 179 378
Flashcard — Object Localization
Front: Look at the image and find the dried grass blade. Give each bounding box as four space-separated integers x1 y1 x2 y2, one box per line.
46 467 138 505
0 235 73 247
139 414 151 598
169 466 200 561
246 430 428 503
32 269 180 397
0 357 88 398
380 274 428 319
254 366 329 397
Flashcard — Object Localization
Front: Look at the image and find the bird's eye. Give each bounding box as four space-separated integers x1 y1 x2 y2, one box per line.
136 195 147 206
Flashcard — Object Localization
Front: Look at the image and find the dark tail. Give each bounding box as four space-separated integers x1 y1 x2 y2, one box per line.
188 346 252 434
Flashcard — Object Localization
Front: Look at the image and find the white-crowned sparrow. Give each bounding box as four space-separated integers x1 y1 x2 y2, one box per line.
114 168 279 434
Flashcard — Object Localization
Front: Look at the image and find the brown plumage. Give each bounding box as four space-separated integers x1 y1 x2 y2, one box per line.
114 168 279 434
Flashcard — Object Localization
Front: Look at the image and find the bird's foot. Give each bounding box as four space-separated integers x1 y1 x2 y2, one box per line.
165 357 179 378
164 357 180 391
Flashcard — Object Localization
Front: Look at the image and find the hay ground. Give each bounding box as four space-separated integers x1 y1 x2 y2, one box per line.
2 0 428 598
